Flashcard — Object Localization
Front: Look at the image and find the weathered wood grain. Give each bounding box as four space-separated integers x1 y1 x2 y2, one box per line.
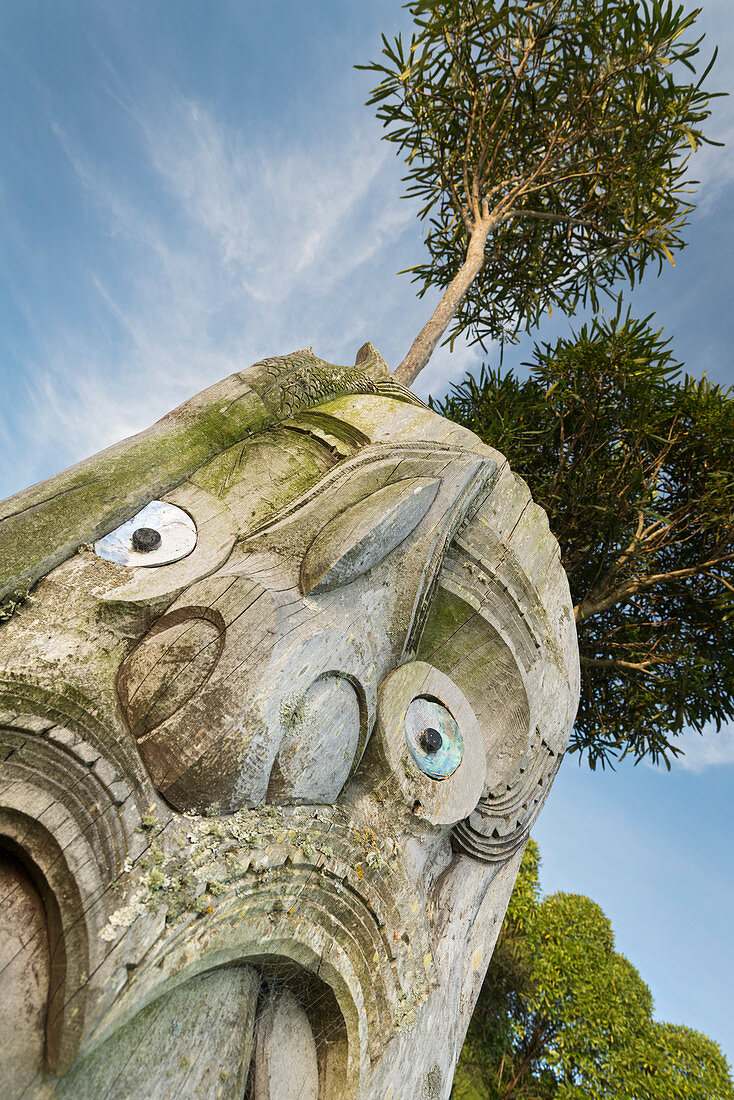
0 852 50 1095
0 344 578 1099
56 966 261 1100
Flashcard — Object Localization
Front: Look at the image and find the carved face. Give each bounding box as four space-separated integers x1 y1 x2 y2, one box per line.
0 349 578 1099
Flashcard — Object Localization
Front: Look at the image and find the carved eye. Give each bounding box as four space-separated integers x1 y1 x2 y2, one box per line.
94 501 196 567
404 696 463 780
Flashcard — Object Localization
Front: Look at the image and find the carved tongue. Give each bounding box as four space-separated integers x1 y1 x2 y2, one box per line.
250 985 319 1099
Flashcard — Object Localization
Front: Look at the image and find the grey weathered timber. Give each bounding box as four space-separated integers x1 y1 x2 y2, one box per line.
0 344 579 1099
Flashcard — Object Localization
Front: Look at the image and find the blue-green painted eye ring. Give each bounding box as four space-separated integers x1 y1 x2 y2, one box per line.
404 696 463 780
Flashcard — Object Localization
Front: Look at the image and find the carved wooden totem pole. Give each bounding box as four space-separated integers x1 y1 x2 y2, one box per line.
0 346 578 1099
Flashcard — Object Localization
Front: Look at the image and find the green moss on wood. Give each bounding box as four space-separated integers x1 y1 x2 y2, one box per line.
0 348 393 604
416 587 476 662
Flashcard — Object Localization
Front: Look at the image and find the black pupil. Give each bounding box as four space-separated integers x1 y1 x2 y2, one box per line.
131 527 162 553
419 727 442 754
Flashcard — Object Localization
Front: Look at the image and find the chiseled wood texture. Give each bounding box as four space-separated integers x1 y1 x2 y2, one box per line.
55 965 261 1100
0 852 51 1095
0 344 578 1099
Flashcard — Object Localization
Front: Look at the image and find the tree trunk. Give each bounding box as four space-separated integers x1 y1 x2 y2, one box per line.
394 218 493 388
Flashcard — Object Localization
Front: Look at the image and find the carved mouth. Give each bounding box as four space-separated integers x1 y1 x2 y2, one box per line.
96 805 437 1097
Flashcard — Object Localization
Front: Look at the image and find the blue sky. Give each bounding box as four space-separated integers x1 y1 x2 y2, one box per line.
1 0 732 1067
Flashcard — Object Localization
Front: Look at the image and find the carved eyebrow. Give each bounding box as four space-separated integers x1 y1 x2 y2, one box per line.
300 477 441 595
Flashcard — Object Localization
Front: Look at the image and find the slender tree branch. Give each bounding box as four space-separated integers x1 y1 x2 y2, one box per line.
580 655 664 675
576 551 734 621
394 213 498 385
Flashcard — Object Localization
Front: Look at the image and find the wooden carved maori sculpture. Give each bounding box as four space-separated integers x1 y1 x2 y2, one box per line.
0 345 579 1099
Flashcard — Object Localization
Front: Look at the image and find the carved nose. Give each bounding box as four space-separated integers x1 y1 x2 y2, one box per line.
117 574 279 812
118 611 225 737
266 672 364 804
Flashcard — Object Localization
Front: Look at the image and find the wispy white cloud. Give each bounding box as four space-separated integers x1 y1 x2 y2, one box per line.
138 95 397 301
15 1 728 498
687 117 734 215
672 722 734 773
6 87 419 493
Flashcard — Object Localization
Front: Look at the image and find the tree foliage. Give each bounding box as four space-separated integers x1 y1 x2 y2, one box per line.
435 309 734 767
361 0 719 384
452 840 734 1099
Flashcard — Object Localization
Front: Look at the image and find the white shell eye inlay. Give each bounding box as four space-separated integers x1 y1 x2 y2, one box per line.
94 501 197 568
404 696 464 780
